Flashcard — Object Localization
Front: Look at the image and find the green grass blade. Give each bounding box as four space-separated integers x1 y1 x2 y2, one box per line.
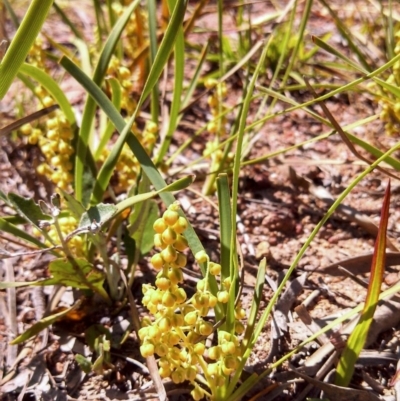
94 77 122 160
147 0 160 122
318 0 372 71
3 0 19 28
0 0 53 99
0 217 46 249
18 63 76 126
155 0 185 164
335 182 391 387
53 2 84 40
74 0 141 203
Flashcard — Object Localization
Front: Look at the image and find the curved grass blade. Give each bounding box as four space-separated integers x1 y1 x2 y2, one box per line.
74 0 141 203
335 182 391 387
155 0 185 164
0 0 53 99
18 63 76 125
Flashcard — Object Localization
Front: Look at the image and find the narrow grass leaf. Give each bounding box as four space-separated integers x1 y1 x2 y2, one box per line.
18 63 76 125
10 300 83 345
0 0 53 98
0 217 46 249
335 181 391 387
53 2 84 40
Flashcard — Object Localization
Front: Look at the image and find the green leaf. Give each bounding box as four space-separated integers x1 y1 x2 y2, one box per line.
10 300 82 344
8 193 52 227
0 0 53 99
59 189 86 219
79 204 118 230
18 63 76 125
0 217 46 249
335 182 391 387
47 258 105 290
75 354 93 374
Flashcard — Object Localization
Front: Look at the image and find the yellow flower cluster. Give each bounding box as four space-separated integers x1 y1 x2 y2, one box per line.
140 202 246 400
19 38 74 190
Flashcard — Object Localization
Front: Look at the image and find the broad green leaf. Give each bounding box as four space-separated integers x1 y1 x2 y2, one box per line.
10 300 82 344
335 182 391 387
59 189 86 219
0 0 53 98
79 204 118 230
47 258 105 290
8 193 52 228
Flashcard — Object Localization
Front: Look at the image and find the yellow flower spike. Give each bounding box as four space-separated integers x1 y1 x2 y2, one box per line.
140 343 155 357
174 234 188 252
150 253 164 270
184 310 198 325
161 227 177 245
161 245 177 263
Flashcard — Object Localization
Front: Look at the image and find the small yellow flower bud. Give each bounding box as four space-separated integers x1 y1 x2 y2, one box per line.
207 362 219 376
195 250 208 263
159 366 171 378
217 290 229 303
163 209 179 226
173 288 187 304
171 252 187 269
174 234 188 252
208 346 221 360
171 367 185 384
209 262 221 276
162 291 176 307
153 218 167 233
198 321 213 336
154 233 166 249
235 321 245 334
140 343 154 357
154 343 168 357
186 365 197 382
184 310 198 325
208 294 218 308
193 342 205 355
151 253 164 270
168 267 183 284
138 327 148 341
159 316 171 332
196 279 206 292
161 227 177 245
161 245 177 263
221 341 236 355
172 216 188 234
155 277 170 290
